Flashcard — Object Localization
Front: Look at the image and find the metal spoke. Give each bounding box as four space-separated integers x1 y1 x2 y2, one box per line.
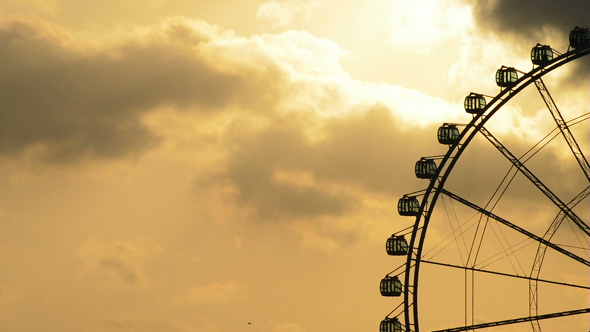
440 189 590 266
432 308 590 332
534 77 590 181
479 126 590 237
421 259 590 289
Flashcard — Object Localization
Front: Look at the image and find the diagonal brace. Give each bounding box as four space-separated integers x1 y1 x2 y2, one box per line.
534 77 590 182
432 308 590 332
479 126 590 237
441 189 590 267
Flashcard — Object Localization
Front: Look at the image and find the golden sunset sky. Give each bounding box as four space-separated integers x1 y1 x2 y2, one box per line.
0 1 588 331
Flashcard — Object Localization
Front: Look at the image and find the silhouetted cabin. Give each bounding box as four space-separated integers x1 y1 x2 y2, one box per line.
380 276 402 297
438 124 460 145
386 235 408 256
569 26 590 49
415 158 437 179
531 44 554 66
398 196 420 216
380 317 402 332
496 66 518 88
464 93 486 114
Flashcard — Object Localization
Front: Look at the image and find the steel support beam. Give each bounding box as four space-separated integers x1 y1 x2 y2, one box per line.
441 189 590 266
534 77 590 181
432 308 590 332
479 127 590 237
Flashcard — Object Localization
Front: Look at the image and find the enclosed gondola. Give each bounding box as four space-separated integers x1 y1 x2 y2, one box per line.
415 158 437 179
398 196 420 216
380 317 402 332
386 235 408 256
531 44 553 65
496 66 518 88
380 276 402 297
464 93 486 114
437 124 460 145
569 26 590 49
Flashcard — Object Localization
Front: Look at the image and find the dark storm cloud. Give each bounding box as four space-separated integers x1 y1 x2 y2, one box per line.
0 19 246 162
468 0 590 41
466 0 590 118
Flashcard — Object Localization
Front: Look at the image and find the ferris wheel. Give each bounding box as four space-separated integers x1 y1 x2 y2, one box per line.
380 27 590 332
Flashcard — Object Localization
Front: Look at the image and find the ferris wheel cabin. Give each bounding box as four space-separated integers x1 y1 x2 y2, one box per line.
398 196 420 216
386 235 408 256
531 44 554 66
380 317 402 332
415 158 437 179
380 276 402 297
464 93 486 114
496 66 518 88
569 26 590 49
437 124 460 145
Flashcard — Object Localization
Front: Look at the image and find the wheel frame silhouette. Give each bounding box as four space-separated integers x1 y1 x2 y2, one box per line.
381 27 590 332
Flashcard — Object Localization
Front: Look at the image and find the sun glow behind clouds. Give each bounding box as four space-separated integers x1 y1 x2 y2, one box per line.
388 0 473 53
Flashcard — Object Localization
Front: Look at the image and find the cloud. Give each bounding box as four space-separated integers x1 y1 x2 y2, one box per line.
257 0 319 29
216 105 441 224
388 0 473 53
0 18 246 163
467 0 590 41
0 14 459 169
223 124 354 220
454 1 590 91
0 15 461 251
0 16 351 165
77 237 154 287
